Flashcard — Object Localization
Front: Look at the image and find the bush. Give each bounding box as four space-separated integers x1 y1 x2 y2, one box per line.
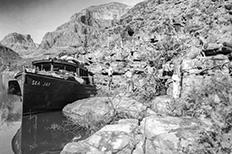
173 75 232 153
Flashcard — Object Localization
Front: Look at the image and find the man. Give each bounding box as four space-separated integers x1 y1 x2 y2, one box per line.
145 61 155 81
106 63 113 90
125 67 134 92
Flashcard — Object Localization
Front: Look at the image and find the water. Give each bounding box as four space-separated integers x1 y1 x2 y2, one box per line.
1 111 88 154
0 121 21 154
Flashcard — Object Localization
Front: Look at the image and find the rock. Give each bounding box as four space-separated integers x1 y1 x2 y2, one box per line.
61 121 138 154
145 132 190 154
206 43 222 50
98 122 138 134
181 56 229 75
181 74 211 98
61 115 213 154
63 97 113 124
39 2 129 50
118 119 139 125
140 115 211 139
111 96 147 119
184 47 202 60
140 116 182 138
63 96 148 124
0 33 36 52
61 141 104 154
0 45 21 65
150 95 173 116
70 2 130 27
132 135 145 154
140 115 212 154
181 56 230 97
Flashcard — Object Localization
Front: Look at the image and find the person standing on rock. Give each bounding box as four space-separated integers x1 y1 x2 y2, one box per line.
106 63 113 90
145 60 155 82
172 60 183 99
125 67 134 92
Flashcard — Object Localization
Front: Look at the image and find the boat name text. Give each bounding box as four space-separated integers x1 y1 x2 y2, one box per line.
32 80 51 87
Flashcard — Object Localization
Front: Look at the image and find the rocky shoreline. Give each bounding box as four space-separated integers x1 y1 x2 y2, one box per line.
60 95 213 154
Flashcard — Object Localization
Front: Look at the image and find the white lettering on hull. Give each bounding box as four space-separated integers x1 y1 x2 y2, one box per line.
32 80 50 87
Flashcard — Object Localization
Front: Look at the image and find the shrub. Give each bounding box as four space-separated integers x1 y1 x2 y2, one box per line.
173 75 232 153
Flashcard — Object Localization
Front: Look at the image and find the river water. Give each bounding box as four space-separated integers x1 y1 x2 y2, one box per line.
0 121 21 154
0 111 88 154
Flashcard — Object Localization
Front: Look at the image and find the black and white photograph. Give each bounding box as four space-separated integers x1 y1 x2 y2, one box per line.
1 0 232 153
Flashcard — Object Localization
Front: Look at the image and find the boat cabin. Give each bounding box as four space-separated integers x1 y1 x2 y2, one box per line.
31 59 94 85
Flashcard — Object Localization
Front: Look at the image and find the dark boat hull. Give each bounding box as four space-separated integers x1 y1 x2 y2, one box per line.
16 72 97 115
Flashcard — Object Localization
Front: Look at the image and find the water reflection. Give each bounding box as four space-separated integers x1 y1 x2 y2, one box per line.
13 111 87 154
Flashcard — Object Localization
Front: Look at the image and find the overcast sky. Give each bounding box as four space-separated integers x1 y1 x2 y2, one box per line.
0 0 143 44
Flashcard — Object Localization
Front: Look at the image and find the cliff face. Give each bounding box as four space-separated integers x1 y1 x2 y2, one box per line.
70 2 130 27
117 0 232 58
92 0 232 67
0 45 21 66
0 33 37 52
37 0 232 89
121 0 232 43
39 2 130 49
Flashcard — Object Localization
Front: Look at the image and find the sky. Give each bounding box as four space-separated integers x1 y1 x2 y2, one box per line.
0 0 144 44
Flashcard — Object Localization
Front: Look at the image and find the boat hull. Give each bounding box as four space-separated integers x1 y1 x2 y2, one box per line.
16 72 97 115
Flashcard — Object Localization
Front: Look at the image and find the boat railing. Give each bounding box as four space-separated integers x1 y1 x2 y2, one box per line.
23 66 95 85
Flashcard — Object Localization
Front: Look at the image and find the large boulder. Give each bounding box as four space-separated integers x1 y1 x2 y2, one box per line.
61 119 138 154
63 96 149 124
61 140 104 154
63 97 113 124
111 96 148 119
139 115 212 154
150 95 173 116
140 116 211 138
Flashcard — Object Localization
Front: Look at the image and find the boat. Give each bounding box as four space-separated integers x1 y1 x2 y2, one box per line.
8 57 97 115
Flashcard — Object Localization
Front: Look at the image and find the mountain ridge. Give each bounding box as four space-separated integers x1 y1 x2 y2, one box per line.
0 32 37 53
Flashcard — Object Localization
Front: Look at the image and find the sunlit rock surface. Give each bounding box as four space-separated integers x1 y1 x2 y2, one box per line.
61 115 212 154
